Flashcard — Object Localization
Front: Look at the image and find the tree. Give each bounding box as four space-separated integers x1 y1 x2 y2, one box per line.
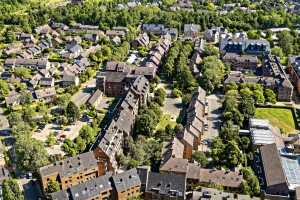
66 101 80 123
56 94 71 109
240 97 256 120
79 125 97 146
0 80 9 97
12 122 31 136
201 56 225 93
46 180 60 193
192 151 208 167
220 120 239 141
7 112 23 127
135 113 156 136
62 139 78 156
203 44 219 57
4 31 16 43
264 88 277 103
277 31 294 55
241 167 260 195
46 133 57 147
253 89 265 104
2 178 24 200
154 88 166 106
14 67 32 79
271 46 284 58
14 134 49 173
224 140 244 167
211 137 225 165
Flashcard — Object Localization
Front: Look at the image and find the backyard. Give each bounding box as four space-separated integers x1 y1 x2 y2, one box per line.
255 107 297 134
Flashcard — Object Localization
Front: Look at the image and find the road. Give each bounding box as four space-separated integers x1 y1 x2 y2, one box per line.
199 94 222 151
0 107 9 132
71 78 96 107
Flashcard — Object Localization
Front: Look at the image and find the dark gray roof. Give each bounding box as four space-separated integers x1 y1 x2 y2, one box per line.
146 172 186 198
97 71 129 83
69 174 112 200
260 143 288 188
40 151 98 178
88 89 103 106
51 190 69 200
112 168 141 192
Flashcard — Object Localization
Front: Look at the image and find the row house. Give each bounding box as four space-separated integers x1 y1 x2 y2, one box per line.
34 87 56 102
220 38 270 55
16 32 35 43
4 58 50 70
92 76 149 171
184 24 200 39
222 52 259 72
189 39 205 77
288 56 300 94
204 27 227 43
39 151 102 192
131 33 150 48
177 86 206 159
51 168 141 200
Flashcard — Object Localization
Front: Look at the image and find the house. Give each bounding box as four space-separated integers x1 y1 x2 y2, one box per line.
111 168 141 199
144 172 186 200
177 87 206 158
161 137 185 168
34 87 56 102
259 143 289 197
87 89 103 108
16 33 34 43
50 168 141 200
61 72 80 87
39 151 103 191
39 77 55 87
4 58 50 70
160 158 189 176
106 30 126 38
184 24 200 39
83 33 99 42
142 24 165 35
204 27 226 43
5 92 21 107
64 43 82 59
222 53 258 72
220 38 270 55
51 174 113 200
92 76 149 171
249 119 275 147
131 33 150 48
288 56 300 94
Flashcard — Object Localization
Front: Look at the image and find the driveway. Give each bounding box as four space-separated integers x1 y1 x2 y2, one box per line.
199 94 222 151
71 78 96 107
0 107 9 131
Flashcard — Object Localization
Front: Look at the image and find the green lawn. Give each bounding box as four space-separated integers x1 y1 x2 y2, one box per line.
156 114 177 131
255 107 296 134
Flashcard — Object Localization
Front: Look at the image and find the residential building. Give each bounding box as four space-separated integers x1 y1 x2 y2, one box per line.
161 137 184 166
177 87 206 159
87 89 103 108
4 58 50 70
111 168 141 200
34 87 56 102
39 151 103 191
39 77 55 87
204 27 226 43
249 119 275 147
144 172 186 200
5 92 21 107
220 38 270 55
61 72 80 87
142 24 165 35
288 56 300 94
259 143 289 197
184 24 200 39
222 53 258 72
131 33 150 48
51 174 113 200
92 76 149 171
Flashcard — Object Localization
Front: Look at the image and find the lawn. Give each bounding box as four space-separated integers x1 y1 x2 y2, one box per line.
156 114 177 131
255 107 296 134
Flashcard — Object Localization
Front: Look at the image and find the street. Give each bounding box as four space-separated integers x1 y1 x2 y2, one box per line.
71 78 96 107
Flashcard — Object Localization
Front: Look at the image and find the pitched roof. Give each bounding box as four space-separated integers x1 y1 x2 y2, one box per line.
111 168 141 192
145 172 186 198
160 158 189 174
260 143 288 187
161 137 184 165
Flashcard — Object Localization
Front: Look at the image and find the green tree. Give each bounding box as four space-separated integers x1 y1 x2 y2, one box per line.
253 89 265 104
7 112 23 127
192 151 208 167
240 97 256 120
220 120 239 141
271 46 284 58
211 137 225 165
12 122 31 136
14 67 32 79
203 44 219 57
66 101 80 123
2 178 24 200
277 31 294 55
201 56 225 93
46 180 60 193
14 134 49 173
135 113 156 136
224 140 244 167
0 80 10 97
46 133 57 147
264 88 277 103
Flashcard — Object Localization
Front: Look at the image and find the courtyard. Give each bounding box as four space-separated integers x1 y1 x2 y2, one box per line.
255 107 297 134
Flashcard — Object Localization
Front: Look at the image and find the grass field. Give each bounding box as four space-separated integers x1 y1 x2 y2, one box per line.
156 114 177 131
255 107 296 134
